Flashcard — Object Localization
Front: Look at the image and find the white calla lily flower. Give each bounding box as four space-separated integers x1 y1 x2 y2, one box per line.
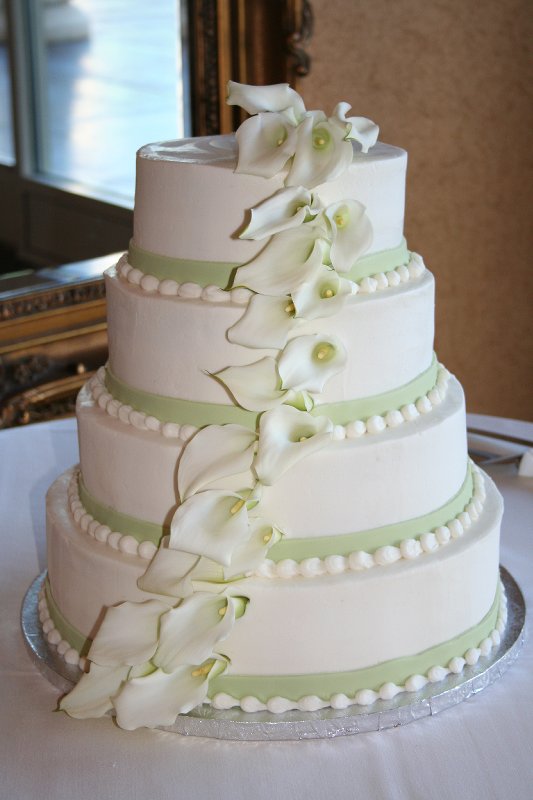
284 389 315 412
223 519 283 578
228 293 301 350
235 112 298 177
292 264 355 320
240 186 320 240
59 663 130 719
154 593 238 672
87 599 171 667
278 334 347 394
178 424 257 501
254 406 334 485
227 80 306 117
287 112 354 188
216 356 284 411
234 229 328 297
169 489 252 566
325 200 373 273
331 102 379 153
114 659 226 730
137 540 202 598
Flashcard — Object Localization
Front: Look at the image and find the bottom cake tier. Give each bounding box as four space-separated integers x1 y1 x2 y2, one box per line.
43 466 504 712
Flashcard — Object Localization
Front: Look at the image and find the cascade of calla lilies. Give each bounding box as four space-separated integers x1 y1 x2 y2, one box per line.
60 82 378 729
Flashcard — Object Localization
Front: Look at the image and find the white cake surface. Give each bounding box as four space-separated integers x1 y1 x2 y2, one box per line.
47 467 502 677
105 265 434 404
134 135 407 262
77 376 467 535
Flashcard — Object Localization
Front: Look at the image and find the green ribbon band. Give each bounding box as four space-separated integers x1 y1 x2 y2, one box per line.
127 238 410 289
209 585 500 701
269 464 472 561
43 576 501 703
79 479 167 545
77 463 472 562
104 355 438 430
44 578 91 656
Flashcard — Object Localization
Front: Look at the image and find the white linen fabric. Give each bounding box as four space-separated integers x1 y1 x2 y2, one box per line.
0 416 531 800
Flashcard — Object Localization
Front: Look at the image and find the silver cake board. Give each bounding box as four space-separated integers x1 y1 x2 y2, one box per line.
21 567 526 741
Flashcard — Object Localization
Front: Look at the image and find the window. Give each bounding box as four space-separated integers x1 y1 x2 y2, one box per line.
0 0 189 265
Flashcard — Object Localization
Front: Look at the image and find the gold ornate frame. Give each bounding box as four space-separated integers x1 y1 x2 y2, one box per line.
188 0 313 135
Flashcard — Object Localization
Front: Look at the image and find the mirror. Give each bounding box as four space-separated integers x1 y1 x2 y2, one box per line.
0 0 314 426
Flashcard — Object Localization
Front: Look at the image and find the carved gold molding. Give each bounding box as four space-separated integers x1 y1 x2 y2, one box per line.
188 0 314 135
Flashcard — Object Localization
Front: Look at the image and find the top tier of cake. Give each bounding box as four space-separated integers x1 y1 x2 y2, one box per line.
133 135 408 263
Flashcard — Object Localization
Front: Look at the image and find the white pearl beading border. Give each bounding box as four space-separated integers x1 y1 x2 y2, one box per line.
254 463 486 578
38 584 87 671
210 580 507 714
67 469 158 561
67 461 484 577
39 574 507 708
116 251 426 304
87 363 451 443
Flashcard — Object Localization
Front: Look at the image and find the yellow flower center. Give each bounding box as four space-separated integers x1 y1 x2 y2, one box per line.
313 342 336 362
312 127 330 150
263 531 272 543
230 498 245 515
285 301 296 315
321 287 335 299
334 206 349 229
275 127 288 147
191 662 213 678
218 605 227 617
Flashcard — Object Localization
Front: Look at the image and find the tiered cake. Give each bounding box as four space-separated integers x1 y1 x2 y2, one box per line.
41 83 505 729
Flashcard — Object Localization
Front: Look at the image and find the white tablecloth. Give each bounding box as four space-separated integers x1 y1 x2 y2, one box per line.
1 416 532 800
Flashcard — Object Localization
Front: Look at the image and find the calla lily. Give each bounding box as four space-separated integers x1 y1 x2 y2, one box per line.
60 663 129 719
235 113 298 178
284 389 315 412
331 102 379 153
178 424 257 501
234 230 328 297
240 186 320 240
292 264 355 320
278 334 347 394
153 593 239 671
87 599 172 667
253 406 334 485
114 658 227 730
325 200 373 273
227 293 301 350
169 489 253 566
137 540 202 598
227 80 306 118
216 356 285 411
223 519 283 578
287 112 354 188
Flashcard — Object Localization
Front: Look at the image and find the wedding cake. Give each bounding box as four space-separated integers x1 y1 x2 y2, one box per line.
41 83 505 729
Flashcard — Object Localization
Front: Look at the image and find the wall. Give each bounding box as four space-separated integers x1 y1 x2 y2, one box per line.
299 0 532 420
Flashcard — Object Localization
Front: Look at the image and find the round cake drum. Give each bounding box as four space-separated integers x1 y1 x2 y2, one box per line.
21 567 525 741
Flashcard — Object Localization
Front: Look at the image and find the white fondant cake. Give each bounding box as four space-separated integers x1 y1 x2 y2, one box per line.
43 83 504 729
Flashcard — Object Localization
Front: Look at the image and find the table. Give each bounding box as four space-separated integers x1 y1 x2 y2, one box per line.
1 416 532 800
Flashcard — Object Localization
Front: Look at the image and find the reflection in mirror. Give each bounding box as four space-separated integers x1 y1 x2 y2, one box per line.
0 2 15 164
27 0 188 202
